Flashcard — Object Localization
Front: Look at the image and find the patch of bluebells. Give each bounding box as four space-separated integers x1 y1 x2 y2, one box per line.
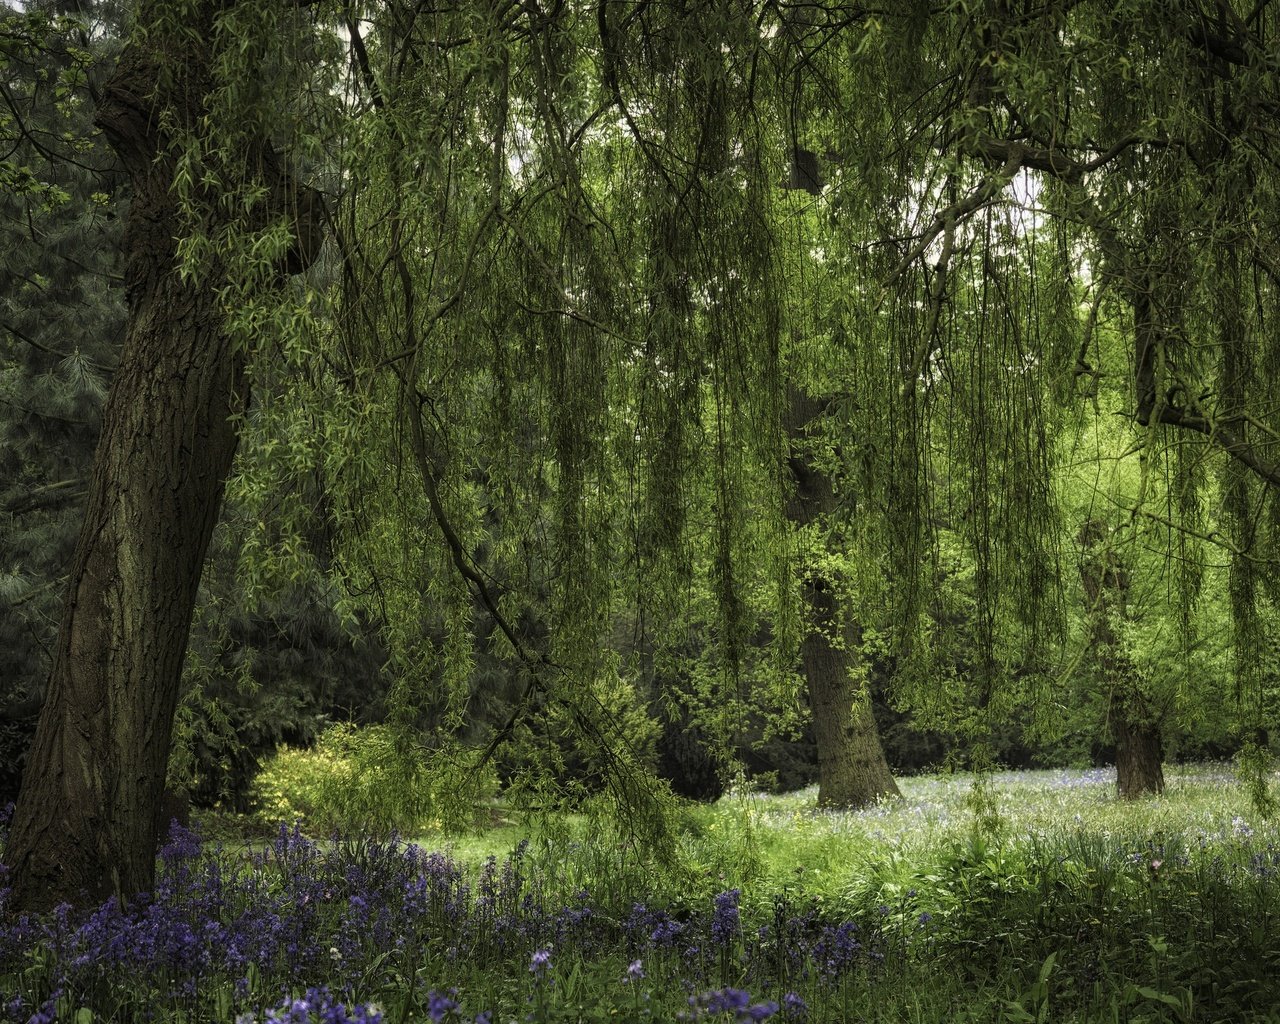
246 986 383 1023
0 821 924 1022
711 888 741 945
683 987 780 1022
4 810 1280 1022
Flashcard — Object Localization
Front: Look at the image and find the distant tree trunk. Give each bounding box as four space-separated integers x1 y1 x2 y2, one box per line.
3 8 322 913
1112 695 1165 798
655 705 725 802
1077 519 1165 799
786 389 899 809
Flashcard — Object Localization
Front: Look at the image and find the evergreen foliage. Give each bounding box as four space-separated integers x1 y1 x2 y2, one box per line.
0 0 124 802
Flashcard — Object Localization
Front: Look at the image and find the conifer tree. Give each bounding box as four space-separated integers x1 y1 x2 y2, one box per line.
0 0 124 802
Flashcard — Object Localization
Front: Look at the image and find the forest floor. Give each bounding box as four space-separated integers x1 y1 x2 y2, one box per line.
4 764 1279 1023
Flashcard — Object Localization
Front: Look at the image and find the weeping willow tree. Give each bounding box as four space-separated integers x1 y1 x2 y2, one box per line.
321 1 821 826
321 0 1280 816
761 0 1280 797
5 0 333 911
11 0 1280 911
310 0 906 815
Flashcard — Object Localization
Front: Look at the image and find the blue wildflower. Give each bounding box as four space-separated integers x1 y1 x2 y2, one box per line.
651 917 684 947
692 987 779 1021
426 988 459 1022
712 889 741 945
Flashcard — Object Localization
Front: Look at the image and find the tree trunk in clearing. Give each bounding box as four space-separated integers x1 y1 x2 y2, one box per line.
3 11 321 912
1077 519 1165 800
1112 692 1165 799
786 389 899 809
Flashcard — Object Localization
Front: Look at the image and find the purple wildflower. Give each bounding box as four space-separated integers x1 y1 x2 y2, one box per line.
261 986 383 1023
711 889 741 945
158 820 203 863
692 988 779 1021
696 987 751 1014
426 988 459 1022
651 917 684 947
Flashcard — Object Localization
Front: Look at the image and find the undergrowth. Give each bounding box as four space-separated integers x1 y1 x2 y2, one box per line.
1 766 1278 1023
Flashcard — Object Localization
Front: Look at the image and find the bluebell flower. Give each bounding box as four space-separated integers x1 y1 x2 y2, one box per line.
650 916 684 948
691 987 779 1021
694 987 750 1014
160 818 203 860
260 985 383 1023
813 921 861 978
426 988 459 1022
530 948 552 974
712 889 741 945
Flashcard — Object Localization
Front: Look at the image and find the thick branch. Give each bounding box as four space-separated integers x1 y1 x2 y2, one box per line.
971 133 1151 187
1152 404 1280 490
3 478 86 515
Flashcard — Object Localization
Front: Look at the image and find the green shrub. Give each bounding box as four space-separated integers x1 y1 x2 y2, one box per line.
251 722 491 834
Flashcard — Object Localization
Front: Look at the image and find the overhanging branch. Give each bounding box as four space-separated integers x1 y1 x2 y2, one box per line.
1151 404 1280 490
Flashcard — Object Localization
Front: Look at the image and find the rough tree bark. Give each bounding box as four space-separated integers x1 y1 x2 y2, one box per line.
786 388 900 809
1077 519 1165 799
3 4 323 912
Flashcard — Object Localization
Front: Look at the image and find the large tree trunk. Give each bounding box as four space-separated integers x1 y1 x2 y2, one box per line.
655 704 725 802
3 8 321 913
786 389 899 809
1077 520 1165 800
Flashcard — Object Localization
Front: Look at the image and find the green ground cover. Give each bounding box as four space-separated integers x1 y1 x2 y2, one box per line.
3 764 1278 1023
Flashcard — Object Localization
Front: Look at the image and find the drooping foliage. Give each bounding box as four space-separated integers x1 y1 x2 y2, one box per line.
304 2 805 830
247 0 1280 810
753 1 1280 768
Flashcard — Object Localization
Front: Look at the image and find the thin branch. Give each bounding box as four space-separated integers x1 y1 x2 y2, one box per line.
882 149 1020 291
1 318 117 373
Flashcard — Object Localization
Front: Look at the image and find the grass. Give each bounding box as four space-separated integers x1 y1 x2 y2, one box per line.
3 764 1279 1023
707 764 1266 890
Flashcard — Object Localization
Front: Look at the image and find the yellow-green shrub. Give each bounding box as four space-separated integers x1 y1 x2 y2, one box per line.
251 723 487 834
